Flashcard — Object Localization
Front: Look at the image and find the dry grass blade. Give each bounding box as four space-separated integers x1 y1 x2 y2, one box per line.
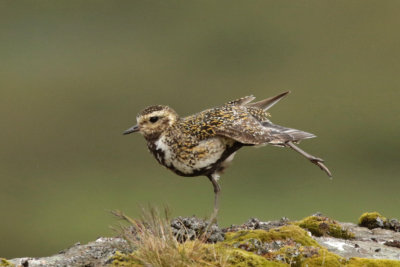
111 207 229 267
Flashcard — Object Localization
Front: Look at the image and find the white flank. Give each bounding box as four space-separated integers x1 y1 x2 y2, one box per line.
155 136 226 175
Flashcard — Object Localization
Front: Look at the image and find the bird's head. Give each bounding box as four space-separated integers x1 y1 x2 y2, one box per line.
123 105 179 140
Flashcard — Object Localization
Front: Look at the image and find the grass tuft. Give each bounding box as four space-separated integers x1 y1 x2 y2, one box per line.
111 207 229 267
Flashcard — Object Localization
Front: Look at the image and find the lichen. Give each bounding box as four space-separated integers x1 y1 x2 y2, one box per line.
358 212 387 229
297 215 354 239
0 258 13 267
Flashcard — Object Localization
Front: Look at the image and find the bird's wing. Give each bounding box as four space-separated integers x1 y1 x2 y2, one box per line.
226 91 290 123
226 95 256 106
214 112 272 144
214 106 315 145
245 91 290 110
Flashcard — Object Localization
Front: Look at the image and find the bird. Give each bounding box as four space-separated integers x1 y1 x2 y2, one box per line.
123 91 331 222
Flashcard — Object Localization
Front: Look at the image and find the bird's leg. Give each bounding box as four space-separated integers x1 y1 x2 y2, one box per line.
207 174 221 224
286 141 332 177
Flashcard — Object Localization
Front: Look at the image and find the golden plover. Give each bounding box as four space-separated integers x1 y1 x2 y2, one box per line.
124 91 331 222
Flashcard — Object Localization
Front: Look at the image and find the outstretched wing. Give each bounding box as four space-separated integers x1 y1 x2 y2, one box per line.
214 102 315 145
214 109 274 144
215 112 315 145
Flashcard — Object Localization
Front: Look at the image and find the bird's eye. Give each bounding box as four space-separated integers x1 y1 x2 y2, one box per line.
149 116 159 123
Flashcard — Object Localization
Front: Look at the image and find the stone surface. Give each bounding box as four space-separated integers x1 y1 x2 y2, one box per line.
8 237 130 267
223 217 290 232
314 222 400 260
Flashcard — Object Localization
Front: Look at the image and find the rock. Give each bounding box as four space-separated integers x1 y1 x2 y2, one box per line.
223 217 289 232
385 240 400 249
170 216 224 243
8 237 130 267
358 212 388 229
388 218 400 232
315 222 400 260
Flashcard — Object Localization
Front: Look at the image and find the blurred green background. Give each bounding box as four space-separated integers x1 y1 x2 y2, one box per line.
1 0 399 258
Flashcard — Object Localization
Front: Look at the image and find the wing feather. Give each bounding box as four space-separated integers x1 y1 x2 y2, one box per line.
214 105 315 145
215 115 272 145
246 91 290 110
227 95 256 106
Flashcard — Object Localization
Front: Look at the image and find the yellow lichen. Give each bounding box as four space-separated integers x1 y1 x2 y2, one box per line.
297 216 354 239
358 212 387 229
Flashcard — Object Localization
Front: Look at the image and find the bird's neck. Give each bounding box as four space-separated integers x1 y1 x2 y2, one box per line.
144 132 162 143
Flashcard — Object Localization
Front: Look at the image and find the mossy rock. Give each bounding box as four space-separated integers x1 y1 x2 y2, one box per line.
300 248 346 267
112 244 286 267
111 216 400 267
358 212 387 229
296 216 354 239
224 225 320 247
223 225 330 266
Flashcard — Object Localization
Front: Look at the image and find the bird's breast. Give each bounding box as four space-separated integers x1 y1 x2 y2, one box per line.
149 135 230 176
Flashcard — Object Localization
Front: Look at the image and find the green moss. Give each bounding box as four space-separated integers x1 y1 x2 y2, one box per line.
222 225 400 266
220 247 286 267
111 251 142 267
358 212 388 229
112 245 286 267
297 216 354 239
347 257 400 267
223 225 324 266
224 225 320 247
0 258 13 267
301 249 345 267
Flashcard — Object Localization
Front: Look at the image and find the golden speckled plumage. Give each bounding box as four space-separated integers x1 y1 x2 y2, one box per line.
124 91 332 222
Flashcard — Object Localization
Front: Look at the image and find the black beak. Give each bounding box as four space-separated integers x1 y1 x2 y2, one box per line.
123 124 139 135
